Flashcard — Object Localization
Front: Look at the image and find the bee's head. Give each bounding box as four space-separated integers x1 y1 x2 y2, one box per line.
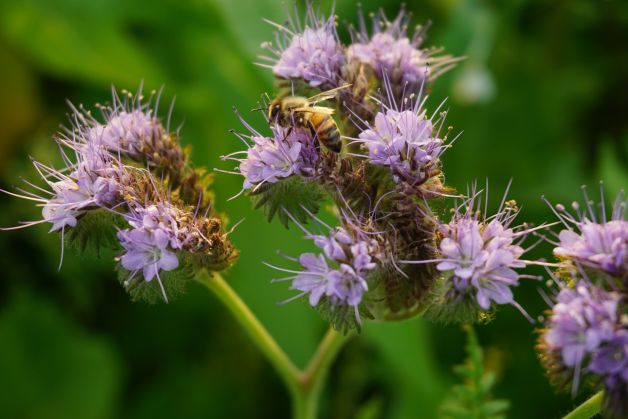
268 99 282 123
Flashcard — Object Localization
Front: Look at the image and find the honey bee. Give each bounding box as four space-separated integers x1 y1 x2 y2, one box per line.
267 84 351 152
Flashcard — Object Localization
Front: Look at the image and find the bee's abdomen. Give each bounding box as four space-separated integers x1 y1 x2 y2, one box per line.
309 115 341 152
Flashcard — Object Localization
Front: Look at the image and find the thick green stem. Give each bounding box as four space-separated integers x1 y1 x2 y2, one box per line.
294 328 349 419
563 391 604 419
196 271 349 419
195 271 300 393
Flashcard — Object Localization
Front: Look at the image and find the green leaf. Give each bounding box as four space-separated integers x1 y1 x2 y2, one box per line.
0 293 121 419
439 326 510 419
249 176 326 228
0 0 165 86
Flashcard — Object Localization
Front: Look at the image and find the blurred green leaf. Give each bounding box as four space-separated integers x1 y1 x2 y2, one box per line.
0 292 121 419
0 0 166 86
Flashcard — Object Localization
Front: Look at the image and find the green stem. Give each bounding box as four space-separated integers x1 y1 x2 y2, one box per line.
195 271 300 393
196 271 350 419
563 391 604 419
294 328 349 419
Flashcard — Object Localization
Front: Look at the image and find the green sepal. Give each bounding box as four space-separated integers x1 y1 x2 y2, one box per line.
64 209 126 256
249 176 326 228
116 257 194 304
424 274 496 325
314 297 373 334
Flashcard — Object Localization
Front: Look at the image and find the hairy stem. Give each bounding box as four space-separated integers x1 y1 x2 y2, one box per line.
563 391 604 419
195 270 301 393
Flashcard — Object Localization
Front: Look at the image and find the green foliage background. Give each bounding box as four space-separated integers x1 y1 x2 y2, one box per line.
0 0 625 418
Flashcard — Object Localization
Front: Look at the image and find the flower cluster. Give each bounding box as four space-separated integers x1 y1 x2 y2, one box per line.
225 123 319 192
355 88 449 194
260 4 458 121
545 284 621 373
273 209 383 330
539 188 628 417
347 7 458 95
410 185 542 322
4 87 236 302
551 189 627 278
220 4 551 331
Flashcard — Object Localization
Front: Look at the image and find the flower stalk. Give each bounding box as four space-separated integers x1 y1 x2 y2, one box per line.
195 270 349 419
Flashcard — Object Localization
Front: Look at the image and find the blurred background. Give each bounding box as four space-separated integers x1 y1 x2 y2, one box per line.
0 0 626 418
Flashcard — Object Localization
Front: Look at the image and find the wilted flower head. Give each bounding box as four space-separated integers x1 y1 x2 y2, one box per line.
222 111 319 192
261 5 344 89
348 7 459 91
547 186 627 279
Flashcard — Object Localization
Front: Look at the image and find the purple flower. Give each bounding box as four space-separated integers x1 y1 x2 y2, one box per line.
545 283 620 368
271 210 381 326
419 185 541 316
118 228 179 282
261 6 345 88
590 330 628 384
291 225 377 310
348 8 458 88
548 188 627 278
87 109 163 159
358 107 445 187
117 202 183 300
224 117 319 191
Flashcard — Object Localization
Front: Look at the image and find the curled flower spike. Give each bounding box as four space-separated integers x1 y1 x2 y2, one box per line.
260 4 345 89
221 109 319 194
348 6 461 95
544 185 627 279
268 206 383 330
408 183 546 322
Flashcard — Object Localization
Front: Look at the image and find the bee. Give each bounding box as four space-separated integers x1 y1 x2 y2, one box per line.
267 84 351 153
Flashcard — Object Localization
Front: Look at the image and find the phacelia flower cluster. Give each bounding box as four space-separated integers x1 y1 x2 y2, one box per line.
264 12 345 89
539 188 628 417
415 185 543 322
4 87 236 302
271 210 383 330
223 4 548 331
347 7 459 95
544 284 621 374
355 87 449 195
224 121 319 192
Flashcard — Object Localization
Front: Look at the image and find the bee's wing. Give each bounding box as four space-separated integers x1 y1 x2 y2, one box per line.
307 83 352 104
294 106 335 115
